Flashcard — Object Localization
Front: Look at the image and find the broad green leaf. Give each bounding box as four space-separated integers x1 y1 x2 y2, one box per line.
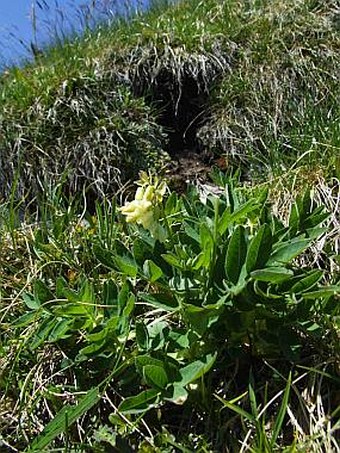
200 222 214 250
52 304 90 317
136 321 149 350
165 385 188 405
135 355 165 374
143 365 169 390
161 253 183 269
30 317 56 349
225 225 247 284
115 255 137 278
218 199 259 235
12 311 39 328
122 294 135 318
80 280 95 304
305 211 329 230
165 191 178 215
290 270 323 294
147 321 169 350
267 238 311 265
302 286 340 299
86 328 109 343
34 280 54 304
184 222 200 243
79 339 106 356
246 224 272 273
140 292 179 312
192 251 206 270
23 293 41 310
133 237 153 265
143 259 163 282
118 282 131 315
182 303 222 335
118 389 160 414
306 226 328 241
289 191 311 232
197 222 214 268
29 387 100 451
103 279 118 315
56 276 69 299
93 244 116 269
251 267 294 283
177 354 216 387
48 318 73 342
248 382 259 432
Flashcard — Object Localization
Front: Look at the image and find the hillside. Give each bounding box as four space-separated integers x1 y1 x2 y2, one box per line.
0 0 339 451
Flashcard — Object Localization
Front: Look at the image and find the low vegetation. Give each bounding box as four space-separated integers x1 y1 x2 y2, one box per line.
0 0 339 451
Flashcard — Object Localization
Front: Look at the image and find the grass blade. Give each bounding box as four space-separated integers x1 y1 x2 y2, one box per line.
28 387 100 451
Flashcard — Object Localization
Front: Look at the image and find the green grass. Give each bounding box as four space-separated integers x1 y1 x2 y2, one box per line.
0 0 339 451
1 0 339 201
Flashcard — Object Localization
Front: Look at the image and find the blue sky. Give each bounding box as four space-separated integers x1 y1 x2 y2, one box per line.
0 0 147 67
0 0 87 66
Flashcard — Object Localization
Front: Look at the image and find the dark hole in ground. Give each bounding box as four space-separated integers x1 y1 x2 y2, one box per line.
134 70 219 191
151 73 210 156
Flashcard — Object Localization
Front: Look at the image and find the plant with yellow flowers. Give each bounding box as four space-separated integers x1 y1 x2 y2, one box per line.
120 171 167 241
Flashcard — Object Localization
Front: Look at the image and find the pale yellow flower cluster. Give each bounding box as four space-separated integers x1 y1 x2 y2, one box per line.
120 172 167 240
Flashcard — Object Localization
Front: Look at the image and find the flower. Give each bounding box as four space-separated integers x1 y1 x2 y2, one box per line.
119 172 167 241
120 198 152 225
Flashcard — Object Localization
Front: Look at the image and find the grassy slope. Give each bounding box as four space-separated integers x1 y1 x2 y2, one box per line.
0 0 339 451
1 0 339 200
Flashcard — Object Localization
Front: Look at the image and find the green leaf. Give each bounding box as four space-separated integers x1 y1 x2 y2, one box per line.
165 191 178 215
143 260 163 282
80 279 95 304
52 304 90 317
301 286 340 299
12 311 39 328
143 365 169 390
93 244 116 269
34 280 54 304
306 226 328 240
23 293 41 310
161 253 183 269
118 389 160 415
136 321 149 350
135 355 165 374
246 224 272 273
140 292 179 312
165 385 188 405
183 303 222 335
251 267 294 283
133 237 153 266
290 270 323 294
184 222 200 243
122 294 135 318
48 318 73 342
30 317 55 349
103 279 118 315
79 339 106 356
115 255 137 278
270 372 291 447
177 354 216 387
215 394 255 421
118 282 131 315
225 225 247 284
29 387 100 451
218 199 259 235
267 238 311 265
200 222 214 250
